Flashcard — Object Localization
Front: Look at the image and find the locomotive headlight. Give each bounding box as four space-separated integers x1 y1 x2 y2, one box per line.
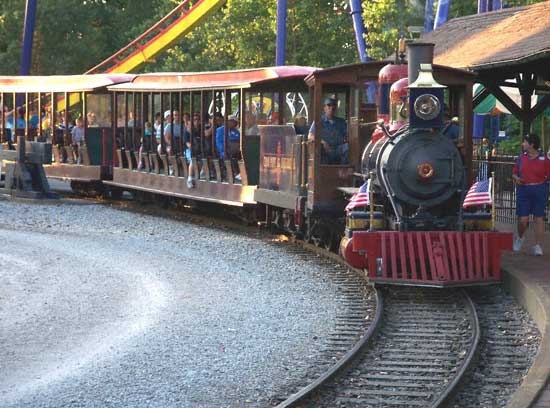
413 94 441 120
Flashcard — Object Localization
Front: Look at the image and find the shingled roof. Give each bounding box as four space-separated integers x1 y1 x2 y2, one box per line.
421 1 550 73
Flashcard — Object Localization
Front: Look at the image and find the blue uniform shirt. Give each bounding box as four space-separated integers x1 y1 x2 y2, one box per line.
216 126 240 159
309 115 348 164
309 115 347 148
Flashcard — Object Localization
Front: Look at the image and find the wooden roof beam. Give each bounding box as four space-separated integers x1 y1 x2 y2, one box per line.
484 82 527 121
473 86 491 109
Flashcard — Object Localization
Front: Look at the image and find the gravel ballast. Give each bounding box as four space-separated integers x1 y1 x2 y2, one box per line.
0 198 342 407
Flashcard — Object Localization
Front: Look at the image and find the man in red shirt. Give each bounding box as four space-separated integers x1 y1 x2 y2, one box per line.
512 133 550 256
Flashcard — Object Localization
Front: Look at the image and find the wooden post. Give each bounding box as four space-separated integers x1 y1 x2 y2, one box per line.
491 171 496 231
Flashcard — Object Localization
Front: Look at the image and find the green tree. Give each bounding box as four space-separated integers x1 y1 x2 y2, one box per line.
156 0 358 72
0 0 167 75
361 0 423 61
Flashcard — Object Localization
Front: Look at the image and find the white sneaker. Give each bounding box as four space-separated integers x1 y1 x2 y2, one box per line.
532 244 543 256
513 237 524 252
234 173 242 182
186 177 195 189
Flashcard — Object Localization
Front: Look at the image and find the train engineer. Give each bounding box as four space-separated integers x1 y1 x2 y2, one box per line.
308 97 349 165
512 133 550 256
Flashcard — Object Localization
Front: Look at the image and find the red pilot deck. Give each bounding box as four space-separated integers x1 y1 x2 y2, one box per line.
351 231 513 287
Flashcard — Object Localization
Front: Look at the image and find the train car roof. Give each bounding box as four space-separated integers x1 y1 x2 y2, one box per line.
107 66 318 92
305 61 476 86
0 74 135 93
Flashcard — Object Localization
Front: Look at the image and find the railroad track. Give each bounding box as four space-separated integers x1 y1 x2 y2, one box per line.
277 286 480 408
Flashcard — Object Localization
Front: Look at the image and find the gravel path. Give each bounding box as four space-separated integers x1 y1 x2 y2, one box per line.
0 198 342 407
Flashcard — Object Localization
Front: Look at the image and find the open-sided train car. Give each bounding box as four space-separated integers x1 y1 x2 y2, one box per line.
104 66 315 207
0 74 134 193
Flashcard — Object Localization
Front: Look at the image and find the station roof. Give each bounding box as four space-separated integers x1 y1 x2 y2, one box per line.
108 66 317 92
0 74 135 93
422 1 550 75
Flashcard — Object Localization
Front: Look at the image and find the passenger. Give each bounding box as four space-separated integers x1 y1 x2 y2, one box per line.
3 105 13 143
215 115 240 160
293 114 308 135
15 107 26 136
153 112 162 154
71 117 85 164
28 108 39 139
183 112 191 133
216 115 241 182
189 112 203 157
308 98 349 165
247 113 267 136
137 121 153 170
163 110 190 157
245 112 256 135
512 133 550 256
87 111 99 127
204 112 223 156
40 110 52 142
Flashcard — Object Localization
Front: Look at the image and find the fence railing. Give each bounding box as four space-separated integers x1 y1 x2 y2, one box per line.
472 157 550 230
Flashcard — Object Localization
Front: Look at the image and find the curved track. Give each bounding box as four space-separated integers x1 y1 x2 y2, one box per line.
278 287 480 408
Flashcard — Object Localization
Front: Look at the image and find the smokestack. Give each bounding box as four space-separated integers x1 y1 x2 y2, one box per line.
407 42 435 84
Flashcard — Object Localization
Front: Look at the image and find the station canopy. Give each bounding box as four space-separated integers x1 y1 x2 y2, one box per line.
421 1 550 129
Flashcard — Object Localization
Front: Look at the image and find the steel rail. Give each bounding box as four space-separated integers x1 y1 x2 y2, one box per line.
430 289 481 407
275 286 384 408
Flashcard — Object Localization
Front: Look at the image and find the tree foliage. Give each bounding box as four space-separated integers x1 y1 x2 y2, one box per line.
156 0 358 72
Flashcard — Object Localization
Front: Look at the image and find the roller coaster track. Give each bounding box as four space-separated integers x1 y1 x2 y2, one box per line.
85 0 226 74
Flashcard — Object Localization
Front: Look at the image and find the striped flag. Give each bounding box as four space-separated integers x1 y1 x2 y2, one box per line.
463 177 492 208
345 180 370 211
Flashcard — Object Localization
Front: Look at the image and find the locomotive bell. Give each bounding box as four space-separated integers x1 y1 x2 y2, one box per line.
408 64 445 129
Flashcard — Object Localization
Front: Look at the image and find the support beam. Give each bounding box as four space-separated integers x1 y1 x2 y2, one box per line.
472 86 492 109
483 82 527 122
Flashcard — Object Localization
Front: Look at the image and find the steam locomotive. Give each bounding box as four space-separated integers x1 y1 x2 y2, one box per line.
341 43 512 286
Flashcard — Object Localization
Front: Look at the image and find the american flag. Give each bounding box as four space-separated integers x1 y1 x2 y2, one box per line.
463 177 492 208
345 180 371 211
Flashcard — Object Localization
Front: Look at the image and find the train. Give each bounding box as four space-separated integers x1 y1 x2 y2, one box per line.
0 41 512 287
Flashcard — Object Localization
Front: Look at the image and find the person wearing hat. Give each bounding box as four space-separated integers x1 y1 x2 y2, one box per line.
512 133 550 256
308 97 349 164
215 115 240 161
